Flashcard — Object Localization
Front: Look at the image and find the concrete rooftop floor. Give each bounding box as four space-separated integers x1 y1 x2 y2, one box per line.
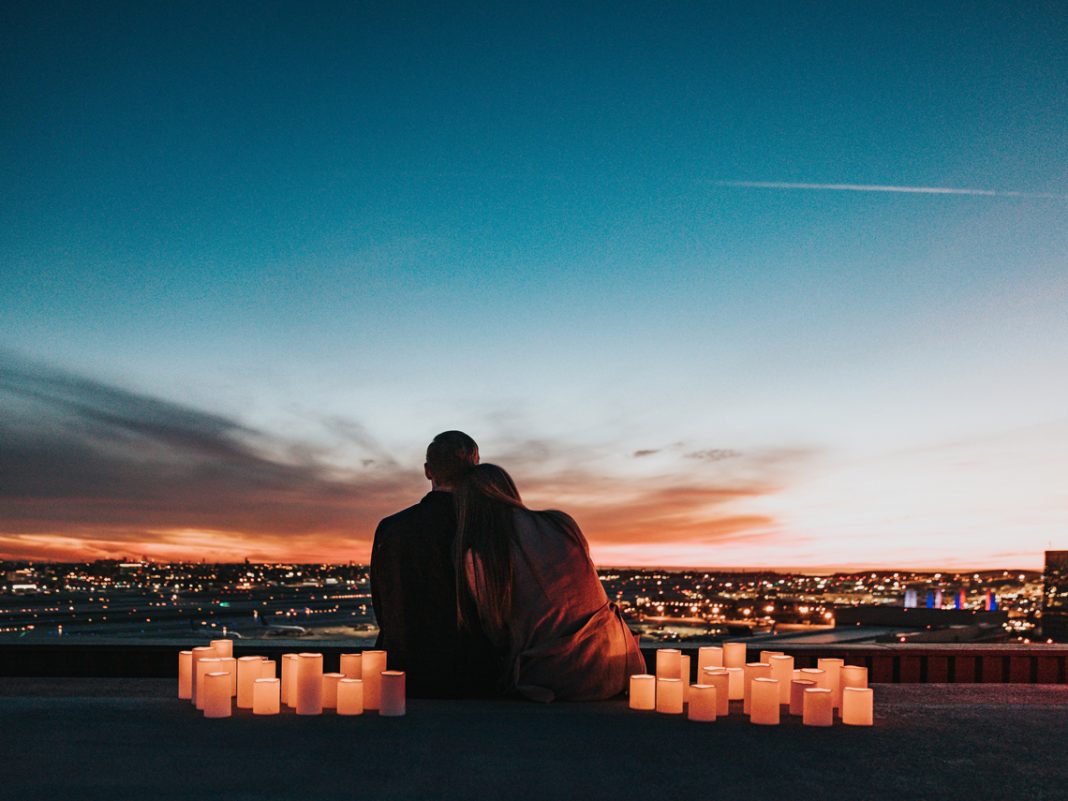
2 679 1066 800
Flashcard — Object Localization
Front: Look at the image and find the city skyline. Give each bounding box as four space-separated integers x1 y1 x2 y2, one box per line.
2 3 1067 569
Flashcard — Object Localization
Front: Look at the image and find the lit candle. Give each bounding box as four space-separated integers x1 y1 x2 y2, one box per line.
701 668 730 716
178 651 193 700
283 654 301 707
362 650 387 710
337 678 364 715
841 665 868 691
723 643 747 669
252 678 280 715
237 656 267 709
655 678 683 714
296 653 324 715
697 646 723 673
789 679 816 715
217 657 237 696
817 658 845 708
679 654 691 702
203 671 232 718
322 672 344 710
726 667 745 700
841 687 874 726
655 648 681 679
195 657 222 710
768 654 795 703
340 653 363 679
629 674 656 710
802 687 833 726
687 684 717 722
261 659 277 680
380 671 406 716
190 646 216 705
742 662 771 714
210 639 233 659
792 669 802 682
750 678 780 725
759 650 784 664
800 667 827 691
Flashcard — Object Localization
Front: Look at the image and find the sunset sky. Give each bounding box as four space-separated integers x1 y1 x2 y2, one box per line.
2 2 1067 569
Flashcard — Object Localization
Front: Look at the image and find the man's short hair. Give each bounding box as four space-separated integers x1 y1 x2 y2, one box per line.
425 430 479 486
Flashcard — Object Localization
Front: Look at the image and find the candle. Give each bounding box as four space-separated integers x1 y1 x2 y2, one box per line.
217 657 237 696
789 679 816 715
178 650 192 700
322 672 344 709
337 678 364 715
742 662 771 714
687 684 717 722
190 646 216 705
679 654 691 702
340 653 363 679
261 659 277 680
842 687 874 726
283 654 301 707
203 671 232 718
723 643 747 669
768 655 795 703
759 650 784 664
629 674 656 710
362 650 387 710
800 667 827 691
802 687 833 726
697 646 723 673
195 657 222 710
210 639 233 659
750 678 780 725
237 656 266 709
296 653 324 715
701 669 730 716
252 678 280 715
841 665 868 691
655 648 681 679
792 669 802 682
726 667 745 700
380 671 406 716
655 678 683 714
817 658 845 708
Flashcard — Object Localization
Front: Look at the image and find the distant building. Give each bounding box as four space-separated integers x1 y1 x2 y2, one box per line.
1042 551 1068 642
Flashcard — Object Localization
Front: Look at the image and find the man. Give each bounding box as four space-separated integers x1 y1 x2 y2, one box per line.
370 430 497 697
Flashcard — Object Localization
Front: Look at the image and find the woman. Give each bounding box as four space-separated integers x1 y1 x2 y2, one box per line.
454 464 645 701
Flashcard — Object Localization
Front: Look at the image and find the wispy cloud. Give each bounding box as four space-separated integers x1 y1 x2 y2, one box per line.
708 180 1068 200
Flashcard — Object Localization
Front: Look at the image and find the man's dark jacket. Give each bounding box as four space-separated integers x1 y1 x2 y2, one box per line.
370 491 497 697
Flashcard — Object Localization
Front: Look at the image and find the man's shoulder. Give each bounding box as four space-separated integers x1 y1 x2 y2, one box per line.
375 492 454 538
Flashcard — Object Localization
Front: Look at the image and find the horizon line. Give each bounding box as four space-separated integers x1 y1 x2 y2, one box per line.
708 179 1068 200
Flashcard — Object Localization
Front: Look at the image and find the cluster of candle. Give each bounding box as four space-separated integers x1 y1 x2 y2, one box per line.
176 639 406 720
629 645 874 727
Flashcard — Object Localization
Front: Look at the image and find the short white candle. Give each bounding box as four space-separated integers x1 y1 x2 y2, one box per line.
629 674 656 710
803 687 833 726
296 653 324 715
380 671 406 716
817 658 845 708
322 672 344 709
252 678 280 715
726 667 745 700
701 669 730 716
679 654 691 702
742 662 771 714
217 657 237 696
178 650 193 700
789 679 816 715
261 659 277 680
237 656 267 709
281 653 299 707
195 657 222 710
655 648 681 679
722 643 747 669
362 650 387 710
203 671 232 718
697 646 723 673
340 653 363 679
210 639 233 659
800 667 827 691
337 678 364 715
190 646 216 705
750 678 780 725
768 654 794 703
759 650 784 664
655 678 683 714
687 684 717 722
841 687 874 726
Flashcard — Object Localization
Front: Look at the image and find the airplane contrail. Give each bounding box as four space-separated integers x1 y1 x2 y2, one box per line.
708 180 1068 199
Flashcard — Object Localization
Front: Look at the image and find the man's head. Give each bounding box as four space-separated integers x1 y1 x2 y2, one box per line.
424 430 479 490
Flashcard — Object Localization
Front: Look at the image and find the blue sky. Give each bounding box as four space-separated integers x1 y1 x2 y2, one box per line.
2 1 1066 566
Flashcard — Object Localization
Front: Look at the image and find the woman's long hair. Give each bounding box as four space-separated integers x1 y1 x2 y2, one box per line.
454 464 525 632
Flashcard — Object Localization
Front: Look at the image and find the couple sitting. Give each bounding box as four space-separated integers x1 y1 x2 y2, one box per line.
370 431 644 701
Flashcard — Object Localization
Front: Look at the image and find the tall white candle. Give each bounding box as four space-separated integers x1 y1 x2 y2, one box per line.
253 678 280 715
195 657 222 710
800 667 827 691
340 653 363 679
322 672 344 710
817 658 845 708
679 654 691 702
688 684 717 722
217 657 237 696
261 659 277 680
723 643 747 669
337 678 364 715
380 671 406 717
178 650 193 700
726 667 745 700
237 656 266 708
789 679 816 715
210 639 233 659
655 678 683 714
768 654 795 703
190 646 216 705
802 687 833 726
362 650 387 710
701 669 730 716
629 674 656 710
841 665 868 691
750 678 780 725
759 650 784 664
203 671 232 718
655 649 681 679
742 662 771 714
842 687 874 726
296 653 324 715
697 646 723 673
283 654 301 707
